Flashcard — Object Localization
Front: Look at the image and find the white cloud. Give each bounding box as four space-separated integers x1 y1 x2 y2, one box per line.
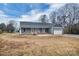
0 10 9 24
49 3 65 9
45 3 65 14
19 3 66 22
0 3 66 28
0 3 65 23
0 10 20 24
0 10 8 17
19 9 45 22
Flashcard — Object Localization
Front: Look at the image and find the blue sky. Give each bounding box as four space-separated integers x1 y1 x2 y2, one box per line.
0 3 65 23
0 3 50 17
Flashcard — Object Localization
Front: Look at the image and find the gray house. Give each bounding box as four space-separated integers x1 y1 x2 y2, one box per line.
20 22 63 35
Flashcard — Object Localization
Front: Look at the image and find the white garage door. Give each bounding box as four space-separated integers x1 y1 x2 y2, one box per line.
54 29 63 35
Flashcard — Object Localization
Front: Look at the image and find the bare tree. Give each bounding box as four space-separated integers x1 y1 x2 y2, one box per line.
6 20 16 33
6 23 15 33
49 11 56 25
39 14 47 23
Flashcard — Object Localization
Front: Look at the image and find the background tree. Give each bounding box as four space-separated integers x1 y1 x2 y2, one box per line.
6 23 15 33
39 14 47 23
49 11 56 25
9 20 17 28
0 23 6 32
8 20 18 31
6 20 16 33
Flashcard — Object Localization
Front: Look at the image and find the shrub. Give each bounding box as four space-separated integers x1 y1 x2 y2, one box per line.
0 29 3 34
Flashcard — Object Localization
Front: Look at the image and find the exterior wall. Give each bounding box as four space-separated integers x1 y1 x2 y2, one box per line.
50 27 54 34
50 27 63 35
54 27 63 35
20 28 50 34
21 28 32 34
54 28 63 35
20 27 63 35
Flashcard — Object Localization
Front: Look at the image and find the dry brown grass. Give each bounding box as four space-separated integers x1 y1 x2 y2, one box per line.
0 33 79 56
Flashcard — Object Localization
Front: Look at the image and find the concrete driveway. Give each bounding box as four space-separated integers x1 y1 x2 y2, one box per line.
63 34 79 39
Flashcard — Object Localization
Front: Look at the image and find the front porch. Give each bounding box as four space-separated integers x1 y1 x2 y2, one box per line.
20 28 50 34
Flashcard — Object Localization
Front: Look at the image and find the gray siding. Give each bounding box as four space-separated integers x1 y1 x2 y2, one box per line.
20 22 52 28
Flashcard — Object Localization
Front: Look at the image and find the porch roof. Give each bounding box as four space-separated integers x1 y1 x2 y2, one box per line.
20 22 52 28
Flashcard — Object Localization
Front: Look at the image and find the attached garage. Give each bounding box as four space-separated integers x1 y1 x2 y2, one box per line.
53 27 63 35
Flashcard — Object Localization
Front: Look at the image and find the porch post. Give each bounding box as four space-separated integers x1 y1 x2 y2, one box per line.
19 27 22 34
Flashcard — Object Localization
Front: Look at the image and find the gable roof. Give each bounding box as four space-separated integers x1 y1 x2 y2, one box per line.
20 22 52 28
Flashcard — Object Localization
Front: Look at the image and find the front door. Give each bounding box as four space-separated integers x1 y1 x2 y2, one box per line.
45 28 49 33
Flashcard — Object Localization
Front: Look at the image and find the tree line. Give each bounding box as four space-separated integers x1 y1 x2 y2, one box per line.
39 3 79 34
0 20 15 34
64 22 79 34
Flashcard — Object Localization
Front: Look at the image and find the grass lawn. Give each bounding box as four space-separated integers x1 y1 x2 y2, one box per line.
0 33 79 56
